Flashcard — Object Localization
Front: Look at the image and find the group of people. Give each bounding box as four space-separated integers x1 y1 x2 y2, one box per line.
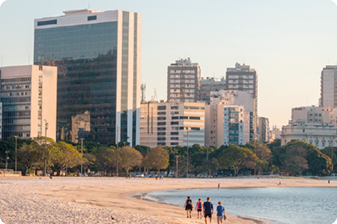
184 196 226 224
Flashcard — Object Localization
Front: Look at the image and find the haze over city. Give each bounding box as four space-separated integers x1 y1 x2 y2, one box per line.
1 0 337 127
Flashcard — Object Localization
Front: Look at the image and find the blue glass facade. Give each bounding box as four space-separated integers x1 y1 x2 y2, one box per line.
34 19 125 144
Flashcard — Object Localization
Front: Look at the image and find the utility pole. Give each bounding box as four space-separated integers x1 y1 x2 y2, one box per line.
206 145 209 175
175 155 179 178
15 136 17 172
116 126 119 177
186 130 190 178
44 119 48 176
5 151 9 173
80 138 84 176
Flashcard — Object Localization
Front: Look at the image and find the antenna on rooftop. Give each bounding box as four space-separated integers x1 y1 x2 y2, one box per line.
154 89 158 102
88 2 90 9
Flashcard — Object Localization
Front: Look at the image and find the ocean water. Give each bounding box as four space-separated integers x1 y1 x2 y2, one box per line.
149 187 337 224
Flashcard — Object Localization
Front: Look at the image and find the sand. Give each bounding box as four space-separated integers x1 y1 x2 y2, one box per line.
0 176 336 224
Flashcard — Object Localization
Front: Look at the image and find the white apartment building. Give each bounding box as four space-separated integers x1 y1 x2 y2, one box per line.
211 90 256 141
0 65 57 140
281 121 337 149
140 101 205 147
320 65 337 109
205 101 250 147
292 106 331 123
167 58 201 103
200 77 226 104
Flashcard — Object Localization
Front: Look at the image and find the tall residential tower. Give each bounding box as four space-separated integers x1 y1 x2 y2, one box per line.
34 9 141 145
320 65 337 109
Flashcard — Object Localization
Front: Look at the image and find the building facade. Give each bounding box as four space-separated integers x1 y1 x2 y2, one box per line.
167 58 201 103
269 127 281 142
200 77 226 104
0 65 57 140
34 9 141 145
258 117 270 143
281 121 337 149
320 65 337 109
140 101 205 147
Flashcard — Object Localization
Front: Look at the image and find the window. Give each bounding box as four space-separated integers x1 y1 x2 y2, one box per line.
171 122 179 125
158 132 166 136
88 15 97 21
157 137 166 141
158 122 166 125
158 112 166 115
190 116 200 120
158 106 166 110
158 142 166 146
171 106 179 110
38 20 57 26
158 127 166 131
189 106 199 110
171 142 179 146
191 127 200 131
158 117 166 120
171 137 179 140
171 132 179 135
172 116 179 120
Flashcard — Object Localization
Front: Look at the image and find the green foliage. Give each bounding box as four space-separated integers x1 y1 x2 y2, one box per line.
119 146 143 176
142 146 169 172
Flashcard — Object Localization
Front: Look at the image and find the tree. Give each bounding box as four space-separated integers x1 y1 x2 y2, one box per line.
321 147 337 172
246 141 272 174
142 146 169 173
17 142 42 175
218 145 257 176
94 146 116 176
119 146 143 177
51 141 86 175
285 146 308 175
33 136 55 176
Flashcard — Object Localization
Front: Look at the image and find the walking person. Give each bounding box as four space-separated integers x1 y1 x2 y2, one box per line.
196 198 203 219
203 197 213 224
184 196 193 218
216 202 226 224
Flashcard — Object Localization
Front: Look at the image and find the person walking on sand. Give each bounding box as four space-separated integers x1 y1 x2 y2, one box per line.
216 202 226 224
203 197 213 224
196 198 203 219
184 196 193 218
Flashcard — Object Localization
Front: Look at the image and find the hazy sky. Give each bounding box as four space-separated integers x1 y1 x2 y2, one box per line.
1 0 337 128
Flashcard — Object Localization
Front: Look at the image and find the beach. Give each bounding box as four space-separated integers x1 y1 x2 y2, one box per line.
0 177 336 224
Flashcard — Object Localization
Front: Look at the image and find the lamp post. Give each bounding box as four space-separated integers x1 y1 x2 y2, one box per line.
15 136 17 172
5 151 9 173
206 145 209 175
186 130 190 178
116 126 119 178
80 138 84 176
44 119 48 176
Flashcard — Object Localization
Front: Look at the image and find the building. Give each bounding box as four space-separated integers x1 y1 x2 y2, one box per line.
0 65 57 140
140 101 205 147
210 90 257 141
292 106 331 124
281 121 337 149
226 63 258 122
34 9 141 145
269 127 281 142
205 101 250 147
320 65 337 109
200 77 226 104
71 111 90 143
0 103 2 140
167 58 201 103
258 117 270 143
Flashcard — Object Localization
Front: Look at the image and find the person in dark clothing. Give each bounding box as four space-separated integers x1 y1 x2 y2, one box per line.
203 197 214 224
184 196 193 218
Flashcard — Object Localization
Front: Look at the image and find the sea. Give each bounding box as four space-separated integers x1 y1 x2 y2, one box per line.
148 187 337 224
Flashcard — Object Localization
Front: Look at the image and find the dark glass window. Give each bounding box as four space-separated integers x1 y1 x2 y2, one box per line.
38 20 57 26
191 127 200 131
171 132 179 135
158 122 166 126
171 106 179 109
158 112 166 115
171 122 179 125
157 137 166 141
171 137 179 140
88 15 97 21
158 117 166 120
172 116 179 120
158 142 166 146
158 132 166 136
158 106 166 110
180 116 188 119
171 142 179 146
157 127 166 131
190 116 200 120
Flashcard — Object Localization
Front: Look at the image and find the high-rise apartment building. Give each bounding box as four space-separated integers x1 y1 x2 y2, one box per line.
34 9 141 145
258 117 270 143
140 101 205 147
167 58 201 103
320 65 337 109
200 77 226 104
0 65 57 140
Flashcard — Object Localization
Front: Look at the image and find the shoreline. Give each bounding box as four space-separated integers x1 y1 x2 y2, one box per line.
1 177 337 224
133 191 273 224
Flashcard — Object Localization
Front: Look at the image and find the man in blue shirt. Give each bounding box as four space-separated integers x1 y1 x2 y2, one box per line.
203 197 214 224
216 202 226 224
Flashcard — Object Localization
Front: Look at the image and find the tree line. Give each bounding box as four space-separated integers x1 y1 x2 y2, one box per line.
0 137 335 176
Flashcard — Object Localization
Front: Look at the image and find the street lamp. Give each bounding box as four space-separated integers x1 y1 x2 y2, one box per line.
14 136 18 172
5 151 9 173
44 119 48 176
80 138 84 176
116 126 119 178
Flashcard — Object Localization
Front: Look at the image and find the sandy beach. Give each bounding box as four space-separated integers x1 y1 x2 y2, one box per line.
0 177 336 224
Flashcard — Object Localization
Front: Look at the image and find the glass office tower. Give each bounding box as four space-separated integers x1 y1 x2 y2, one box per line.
34 9 141 146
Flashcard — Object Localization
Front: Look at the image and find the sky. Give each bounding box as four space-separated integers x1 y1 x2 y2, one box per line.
1 0 337 128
